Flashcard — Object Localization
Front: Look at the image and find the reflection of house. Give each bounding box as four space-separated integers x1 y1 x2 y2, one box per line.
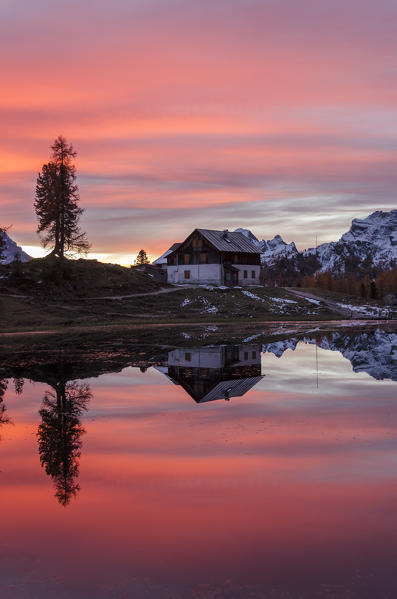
163 345 263 403
164 229 261 285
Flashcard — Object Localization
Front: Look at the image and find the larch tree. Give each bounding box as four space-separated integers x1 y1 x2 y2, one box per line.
34 136 90 259
134 249 150 266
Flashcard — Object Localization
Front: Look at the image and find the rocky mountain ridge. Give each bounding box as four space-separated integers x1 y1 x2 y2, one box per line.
235 209 397 275
0 231 31 264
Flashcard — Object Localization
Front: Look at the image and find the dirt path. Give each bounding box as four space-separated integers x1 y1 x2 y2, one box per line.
78 285 196 301
286 288 353 318
0 285 195 302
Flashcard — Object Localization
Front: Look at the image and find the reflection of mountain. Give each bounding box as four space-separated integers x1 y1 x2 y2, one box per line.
37 380 91 506
262 329 397 381
163 345 263 402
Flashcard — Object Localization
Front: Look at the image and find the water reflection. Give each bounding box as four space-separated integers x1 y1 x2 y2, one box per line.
262 329 397 380
0 327 396 507
37 379 91 506
0 376 10 431
164 344 263 402
0 325 397 597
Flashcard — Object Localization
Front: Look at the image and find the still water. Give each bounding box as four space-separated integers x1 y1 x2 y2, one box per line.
1 326 397 598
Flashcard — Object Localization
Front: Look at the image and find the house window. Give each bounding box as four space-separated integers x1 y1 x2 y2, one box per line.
252 351 256 359
184 254 190 264
185 352 191 362
200 253 207 264
252 270 256 278
244 351 249 360
198 238 203 248
184 270 190 279
244 270 248 279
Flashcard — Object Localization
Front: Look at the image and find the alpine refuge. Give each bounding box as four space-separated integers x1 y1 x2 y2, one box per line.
163 228 261 285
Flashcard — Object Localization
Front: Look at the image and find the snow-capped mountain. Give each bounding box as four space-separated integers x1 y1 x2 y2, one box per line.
304 210 397 273
234 228 298 265
0 231 31 264
234 228 262 249
236 210 397 275
259 235 298 265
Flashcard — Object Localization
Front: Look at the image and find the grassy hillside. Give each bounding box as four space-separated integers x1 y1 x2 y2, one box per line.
1 258 395 333
0 256 164 298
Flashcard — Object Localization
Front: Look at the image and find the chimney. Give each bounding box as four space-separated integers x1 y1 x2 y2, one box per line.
222 229 229 240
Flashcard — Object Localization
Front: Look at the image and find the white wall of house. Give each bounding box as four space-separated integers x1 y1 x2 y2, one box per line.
232 265 261 285
168 347 224 368
167 264 222 284
167 263 260 285
168 345 261 368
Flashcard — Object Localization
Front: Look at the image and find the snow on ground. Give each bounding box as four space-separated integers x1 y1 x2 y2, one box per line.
271 297 297 304
199 297 218 314
242 332 263 343
303 297 322 305
241 290 265 302
180 297 191 307
337 303 391 318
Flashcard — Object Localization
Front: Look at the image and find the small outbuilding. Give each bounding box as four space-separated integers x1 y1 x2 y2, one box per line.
165 228 261 285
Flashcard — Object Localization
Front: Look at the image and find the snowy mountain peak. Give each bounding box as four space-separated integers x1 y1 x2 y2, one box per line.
233 228 261 247
302 209 397 273
233 228 297 264
0 231 31 265
259 235 298 265
340 210 397 247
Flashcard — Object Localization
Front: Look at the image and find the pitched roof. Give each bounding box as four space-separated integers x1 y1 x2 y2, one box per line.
152 242 182 264
196 229 260 253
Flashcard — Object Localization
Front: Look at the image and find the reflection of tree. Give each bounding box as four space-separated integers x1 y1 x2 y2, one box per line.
13 377 24 395
0 378 10 428
37 381 91 506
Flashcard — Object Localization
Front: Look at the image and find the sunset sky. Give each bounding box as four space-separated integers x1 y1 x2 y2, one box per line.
1 0 396 264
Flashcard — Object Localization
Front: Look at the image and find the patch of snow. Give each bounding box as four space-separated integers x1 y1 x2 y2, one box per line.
337 303 391 318
180 297 191 307
271 297 297 304
243 332 263 342
241 290 265 302
304 297 322 305
199 297 218 314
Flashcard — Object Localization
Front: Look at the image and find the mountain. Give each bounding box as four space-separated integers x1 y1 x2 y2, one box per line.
234 228 298 265
0 231 31 264
304 210 397 273
236 210 397 277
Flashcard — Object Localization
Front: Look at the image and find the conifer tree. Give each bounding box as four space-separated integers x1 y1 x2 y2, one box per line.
134 249 150 266
34 136 90 259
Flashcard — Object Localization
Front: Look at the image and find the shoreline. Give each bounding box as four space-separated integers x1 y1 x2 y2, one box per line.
1 318 396 338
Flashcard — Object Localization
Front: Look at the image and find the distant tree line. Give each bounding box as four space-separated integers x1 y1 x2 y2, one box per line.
264 267 397 299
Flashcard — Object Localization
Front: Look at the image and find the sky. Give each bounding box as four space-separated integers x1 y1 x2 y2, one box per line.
1 0 397 264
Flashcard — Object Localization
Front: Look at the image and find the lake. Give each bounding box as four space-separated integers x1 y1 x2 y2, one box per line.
1 323 396 598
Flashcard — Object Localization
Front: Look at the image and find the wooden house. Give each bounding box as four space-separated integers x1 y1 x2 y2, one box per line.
165 228 261 285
